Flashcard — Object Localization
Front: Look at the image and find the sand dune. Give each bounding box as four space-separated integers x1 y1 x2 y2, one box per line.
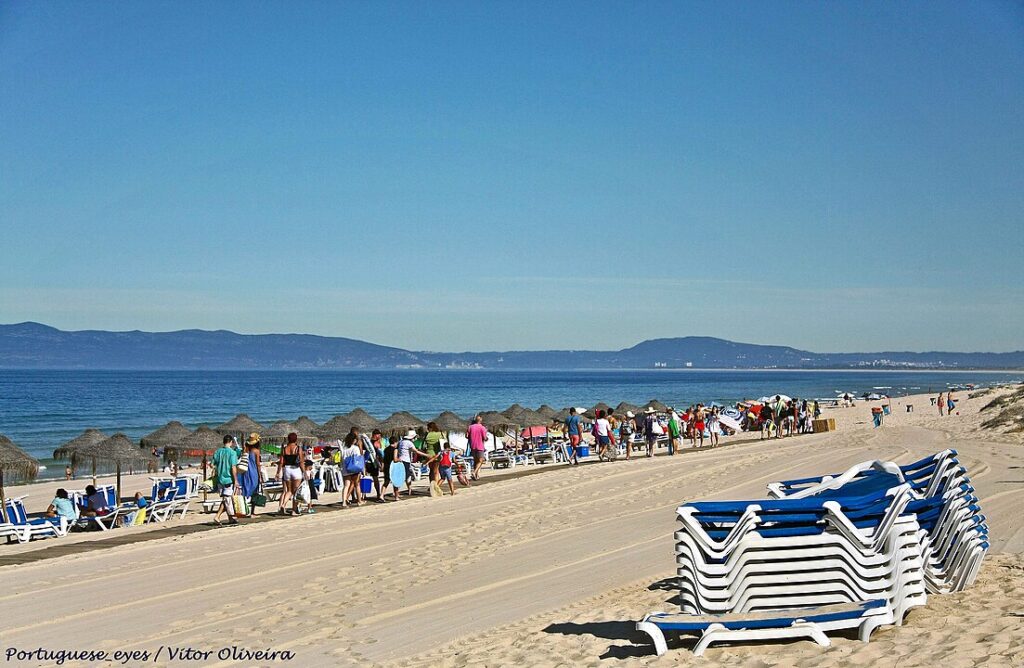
0 390 1021 666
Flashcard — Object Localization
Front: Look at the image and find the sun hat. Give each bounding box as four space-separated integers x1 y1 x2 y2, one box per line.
626 411 635 418
645 406 657 414
403 429 418 440
246 432 261 445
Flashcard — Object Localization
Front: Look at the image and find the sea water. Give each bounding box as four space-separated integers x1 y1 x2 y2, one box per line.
0 368 1018 476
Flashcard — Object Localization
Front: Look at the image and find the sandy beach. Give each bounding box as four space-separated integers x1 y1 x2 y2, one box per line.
1 389 1021 667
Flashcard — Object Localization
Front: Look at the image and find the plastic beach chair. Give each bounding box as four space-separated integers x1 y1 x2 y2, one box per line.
637 599 890 656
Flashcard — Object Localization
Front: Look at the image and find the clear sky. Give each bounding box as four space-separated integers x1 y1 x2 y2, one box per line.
2 2 1022 353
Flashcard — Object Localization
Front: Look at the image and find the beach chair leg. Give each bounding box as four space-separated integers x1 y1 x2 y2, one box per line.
636 616 668 656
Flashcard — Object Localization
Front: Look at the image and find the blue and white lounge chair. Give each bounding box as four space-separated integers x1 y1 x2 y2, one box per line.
2 496 70 543
637 599 889 656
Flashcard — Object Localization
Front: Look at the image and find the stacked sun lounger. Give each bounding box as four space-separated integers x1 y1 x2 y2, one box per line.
766 450 988 594
637 450 986 656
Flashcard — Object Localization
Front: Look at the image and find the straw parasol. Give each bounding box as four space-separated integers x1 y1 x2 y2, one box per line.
553 407 575 422
501 403 527 419
376 411 426 435
430 411 469 433
615 401 643 416
314 415 355 441
215 414 263 435
586 402 612 419
477 411 514 430
536 405 559 420
345 408 380 431
140 421 191 450
169 426 223 477
294 416 320 433
54 429 109 483
70 433 156 504
0 434 40 523
262 420 298 438
509 407 549 427
644 399 669 412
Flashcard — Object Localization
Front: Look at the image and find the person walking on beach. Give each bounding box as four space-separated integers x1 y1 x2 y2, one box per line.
397 429 430 496
467 416 489 480
643 407 658 457
707 408 720 447
947 391 956 415
424 421 446 494
937 392 945 416
564 408 582 465
620 411 636 459
364 429 384 502
594 410 614 461
694 405 706 449
212 435 240 525
438 442 457 495
666 408 681 455
772 396 787 439
340 432 365 507
275 432 307 516
238 433 263 517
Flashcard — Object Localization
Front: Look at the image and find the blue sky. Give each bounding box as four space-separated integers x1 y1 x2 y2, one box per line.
2 2 1022 352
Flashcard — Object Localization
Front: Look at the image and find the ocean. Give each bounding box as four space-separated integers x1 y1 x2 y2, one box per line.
1 368 1019 477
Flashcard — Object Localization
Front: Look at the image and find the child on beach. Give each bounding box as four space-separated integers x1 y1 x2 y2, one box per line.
438 443 456 495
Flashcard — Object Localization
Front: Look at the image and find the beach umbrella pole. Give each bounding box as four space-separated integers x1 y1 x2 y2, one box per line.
116 463 122 504
0 468 6 523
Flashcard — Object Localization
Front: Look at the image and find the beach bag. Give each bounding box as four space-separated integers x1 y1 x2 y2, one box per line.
236 453 249 474
296 480 311 504
232 494 249 516
251 483 267 508
343 453 365 475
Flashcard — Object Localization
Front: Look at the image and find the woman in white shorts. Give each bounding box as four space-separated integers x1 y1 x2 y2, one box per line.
275 432 306 516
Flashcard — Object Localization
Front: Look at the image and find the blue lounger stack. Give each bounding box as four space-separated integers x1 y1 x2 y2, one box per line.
637 450 987 656
767 449 988 594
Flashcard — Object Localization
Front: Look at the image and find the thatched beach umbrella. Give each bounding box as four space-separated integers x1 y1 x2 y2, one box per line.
345 408 380 431
478 411 514 431
430 411 469 433
54 429 109 483
70 433 155 504
502 403 527 419
644 399 669 412
509 407 549 428
262 420 298 438
615 401 643 416
536 405 559 420
215 414 263 436
294 416 320 433
553 407 574 422
140 421 191 451
377 411 425 436
314 415 355 441
170 426 222 478
586 402 612 419
0 434 40 523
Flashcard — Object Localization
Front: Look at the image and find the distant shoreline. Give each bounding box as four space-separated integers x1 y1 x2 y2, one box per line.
1 367 1022 373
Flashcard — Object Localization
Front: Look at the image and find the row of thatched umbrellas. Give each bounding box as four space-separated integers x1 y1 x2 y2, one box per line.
0 399 673 522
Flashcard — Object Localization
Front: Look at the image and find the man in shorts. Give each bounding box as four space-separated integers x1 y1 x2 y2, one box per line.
564 407 582 465
466 415 489 480
212 434 240 525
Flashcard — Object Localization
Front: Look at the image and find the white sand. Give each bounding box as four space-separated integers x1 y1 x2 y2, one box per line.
0 390 1021 667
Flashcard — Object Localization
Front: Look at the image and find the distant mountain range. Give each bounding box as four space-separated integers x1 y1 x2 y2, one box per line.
1 322 1022 370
